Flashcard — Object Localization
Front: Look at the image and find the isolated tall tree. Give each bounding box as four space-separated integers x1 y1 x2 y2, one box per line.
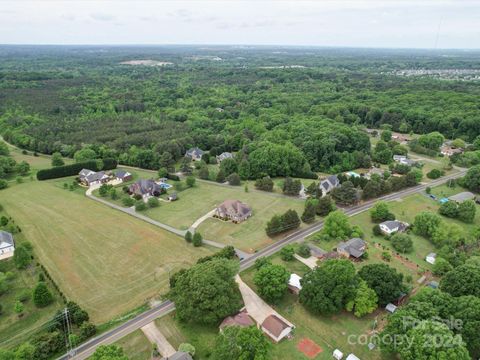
358 264 405 306
254 264 290 304
316 195 335 216
463 165 480 193
301 201 316 223
321 210 352 240
370 202 394 222
14 244 31 270
51 152 64 167
331 181 358 205
33 282 54 307
192 232 203 247
299 259 358 315
413 211 441 238
169 259 242 325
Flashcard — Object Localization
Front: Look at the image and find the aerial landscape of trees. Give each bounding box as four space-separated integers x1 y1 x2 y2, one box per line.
1 46 480 181
1 45 480 360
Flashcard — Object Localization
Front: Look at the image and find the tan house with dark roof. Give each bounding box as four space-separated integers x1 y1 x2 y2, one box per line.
215 200 252 223
261 314 294 343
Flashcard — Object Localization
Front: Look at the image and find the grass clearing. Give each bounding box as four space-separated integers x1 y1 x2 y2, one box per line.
0 179 214 323
0 250 63 349
115 330 152 360
163 182 307 252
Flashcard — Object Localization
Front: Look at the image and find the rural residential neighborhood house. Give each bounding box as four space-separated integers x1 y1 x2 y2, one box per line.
288 273 302 295
393 155 416 167
261 314 295 343
216 152 234 163
185 147 204 161
129 179 163 198
441 143 463 157
448 191 475 203
215 200 252 223
219 309 255 331
115 170 133 183
319 175 340 195
337 238 366 259
79 169 110 186
0 231 15 259
379 220 408 235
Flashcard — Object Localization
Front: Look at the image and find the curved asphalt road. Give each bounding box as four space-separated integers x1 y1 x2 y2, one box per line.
59 170 466 360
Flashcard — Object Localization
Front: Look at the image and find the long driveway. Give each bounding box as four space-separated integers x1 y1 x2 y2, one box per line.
59 169 467 360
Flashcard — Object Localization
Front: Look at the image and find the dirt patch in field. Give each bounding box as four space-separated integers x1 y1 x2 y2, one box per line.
297 338 322 359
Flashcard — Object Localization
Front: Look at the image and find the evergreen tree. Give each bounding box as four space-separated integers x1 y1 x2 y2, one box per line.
301 201 316 223
33 282 54 307
192 232 203 247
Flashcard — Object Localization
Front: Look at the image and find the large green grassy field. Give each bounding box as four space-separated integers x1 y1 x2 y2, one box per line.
145 181 307 252
0 179 214 323
91 169 310 252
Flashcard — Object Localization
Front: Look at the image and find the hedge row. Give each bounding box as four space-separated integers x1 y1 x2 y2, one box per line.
36 158 117 180
37 160 99 180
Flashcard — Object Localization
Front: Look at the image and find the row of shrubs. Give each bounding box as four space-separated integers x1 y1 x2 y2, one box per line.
38 263 67 304
37 158 117 180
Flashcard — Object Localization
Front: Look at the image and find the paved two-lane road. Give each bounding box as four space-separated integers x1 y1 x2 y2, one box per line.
60 169 466 360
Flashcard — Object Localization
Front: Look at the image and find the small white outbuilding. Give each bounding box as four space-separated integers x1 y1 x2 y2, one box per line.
333 349 344 360
425 253 437 265
346 354 361 360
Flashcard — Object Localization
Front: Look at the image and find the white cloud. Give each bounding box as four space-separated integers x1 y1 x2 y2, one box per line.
0 0 478 48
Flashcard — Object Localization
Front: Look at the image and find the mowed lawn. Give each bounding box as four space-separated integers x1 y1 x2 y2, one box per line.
350 189 480 270
1 180 214 323
145 181 307 252
240 255 388 360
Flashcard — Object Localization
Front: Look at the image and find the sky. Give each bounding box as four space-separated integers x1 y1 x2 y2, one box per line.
0 0 479 49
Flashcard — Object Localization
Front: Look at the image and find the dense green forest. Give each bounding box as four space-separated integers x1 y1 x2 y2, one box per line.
0 45 479 175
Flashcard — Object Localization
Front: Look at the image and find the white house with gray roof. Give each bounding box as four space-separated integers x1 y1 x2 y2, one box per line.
216 152 233 163
185 147 204 161
319 175 340 196
0 231 15 259
379 220 408 235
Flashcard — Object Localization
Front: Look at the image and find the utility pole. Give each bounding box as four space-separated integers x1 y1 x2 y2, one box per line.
63 308 76 358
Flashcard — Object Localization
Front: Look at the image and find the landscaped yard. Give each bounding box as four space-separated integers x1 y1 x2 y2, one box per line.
0 179 214 324
92 172 311 253
148 181 308 252
240 254 389 360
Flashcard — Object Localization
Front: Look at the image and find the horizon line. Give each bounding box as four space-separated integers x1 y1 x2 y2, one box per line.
0 43 480 51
